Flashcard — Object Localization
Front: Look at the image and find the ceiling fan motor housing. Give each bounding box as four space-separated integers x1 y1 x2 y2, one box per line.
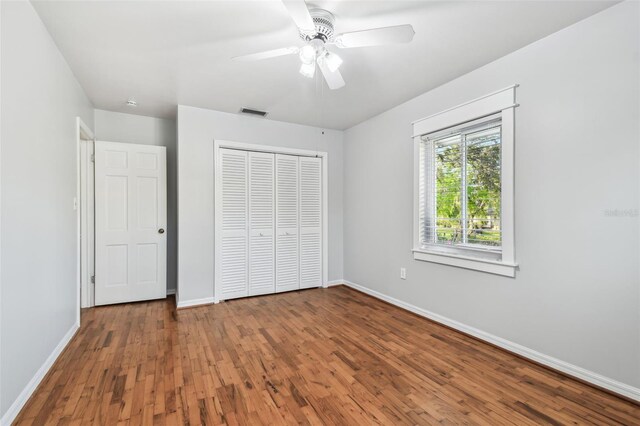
300 9 335 42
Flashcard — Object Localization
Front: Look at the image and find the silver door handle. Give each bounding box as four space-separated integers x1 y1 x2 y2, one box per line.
158 228 165 234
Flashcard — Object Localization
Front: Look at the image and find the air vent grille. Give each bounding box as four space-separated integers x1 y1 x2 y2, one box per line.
240 108 268 117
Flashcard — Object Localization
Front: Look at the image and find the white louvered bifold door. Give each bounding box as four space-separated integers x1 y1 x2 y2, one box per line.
248 152 275 296
219 149 249 300
299 157 323 289
275 154 300 292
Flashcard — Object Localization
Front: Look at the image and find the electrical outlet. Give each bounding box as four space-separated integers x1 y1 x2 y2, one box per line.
400 267 406 280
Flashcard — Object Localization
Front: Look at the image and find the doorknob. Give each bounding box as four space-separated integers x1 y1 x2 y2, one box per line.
158 228 165 234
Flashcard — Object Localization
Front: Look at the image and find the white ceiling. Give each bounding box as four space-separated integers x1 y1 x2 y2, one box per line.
32 0 616 130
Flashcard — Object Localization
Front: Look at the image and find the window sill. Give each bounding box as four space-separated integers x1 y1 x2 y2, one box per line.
412 249 517 277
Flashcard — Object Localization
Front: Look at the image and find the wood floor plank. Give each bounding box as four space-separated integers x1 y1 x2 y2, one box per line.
12 286 640 425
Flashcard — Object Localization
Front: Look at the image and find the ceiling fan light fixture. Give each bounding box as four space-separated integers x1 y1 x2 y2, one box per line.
299 44 316 64
323 51 342 72
232 2 415 91
299 62 315 78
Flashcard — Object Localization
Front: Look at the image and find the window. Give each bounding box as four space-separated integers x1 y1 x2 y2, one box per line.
420 115 502 256
413 86 517 276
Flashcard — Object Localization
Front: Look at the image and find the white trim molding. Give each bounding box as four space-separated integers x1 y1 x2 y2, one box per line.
413 250 517 277
342 280 640 402
166 288 176 296
176 296 215 309
325 279 344 287
76 117 95 317
413 86 518 276
412 85 519 136
0 323 80 426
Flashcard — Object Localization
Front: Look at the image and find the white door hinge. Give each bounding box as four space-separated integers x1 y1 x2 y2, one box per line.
91 275 95 284
90 154 95 163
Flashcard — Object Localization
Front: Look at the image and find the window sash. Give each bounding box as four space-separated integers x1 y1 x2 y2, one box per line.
419 116 502 254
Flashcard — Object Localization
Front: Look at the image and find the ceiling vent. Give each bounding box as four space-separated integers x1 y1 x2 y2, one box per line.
240 107 268 117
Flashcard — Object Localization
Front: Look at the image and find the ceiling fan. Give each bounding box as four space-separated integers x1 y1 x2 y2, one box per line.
232 0 415 90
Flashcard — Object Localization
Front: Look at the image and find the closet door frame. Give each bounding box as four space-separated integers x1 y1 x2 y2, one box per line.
213 140 328 303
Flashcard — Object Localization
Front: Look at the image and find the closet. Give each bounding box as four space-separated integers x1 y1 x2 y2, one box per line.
217 148 323 301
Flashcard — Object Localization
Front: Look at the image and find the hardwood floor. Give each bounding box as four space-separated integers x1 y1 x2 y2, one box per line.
14 286 640 425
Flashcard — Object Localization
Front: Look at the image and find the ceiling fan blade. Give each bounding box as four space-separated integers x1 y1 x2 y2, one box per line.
334 24 415 48
232 46 299 61
318 59 345 90
282 0 316 35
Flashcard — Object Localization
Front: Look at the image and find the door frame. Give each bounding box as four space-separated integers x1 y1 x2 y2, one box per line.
213 140 329 303
76 117 95 317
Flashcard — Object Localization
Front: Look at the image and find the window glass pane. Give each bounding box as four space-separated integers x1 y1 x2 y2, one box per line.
419 117 502 253
434 134 462 245
465 125 501 247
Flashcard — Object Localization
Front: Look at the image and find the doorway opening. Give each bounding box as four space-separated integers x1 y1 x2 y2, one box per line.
77 117 95 314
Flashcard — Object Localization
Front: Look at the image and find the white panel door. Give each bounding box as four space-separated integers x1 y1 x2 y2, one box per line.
299 157 323 289
95 141 167 305
275 154 300 292
248 152 275 296
219 149 249 300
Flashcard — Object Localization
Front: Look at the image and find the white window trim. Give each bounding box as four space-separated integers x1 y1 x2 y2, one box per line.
412 85 518 277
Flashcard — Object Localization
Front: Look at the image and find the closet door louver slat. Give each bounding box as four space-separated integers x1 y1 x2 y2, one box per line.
275 154 300 292
219 149 249 299
248 152 275 296
299 157 322 289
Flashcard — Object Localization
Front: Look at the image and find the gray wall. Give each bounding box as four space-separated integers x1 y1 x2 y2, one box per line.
177 105 344 304
0 1 94 417
94 109 177 293
343 1 639 389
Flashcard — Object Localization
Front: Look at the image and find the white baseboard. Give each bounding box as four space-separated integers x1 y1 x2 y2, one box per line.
166 288 176 296
1 322 80 426
178 283 345 307
176 296 215 309
342 280 640 402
